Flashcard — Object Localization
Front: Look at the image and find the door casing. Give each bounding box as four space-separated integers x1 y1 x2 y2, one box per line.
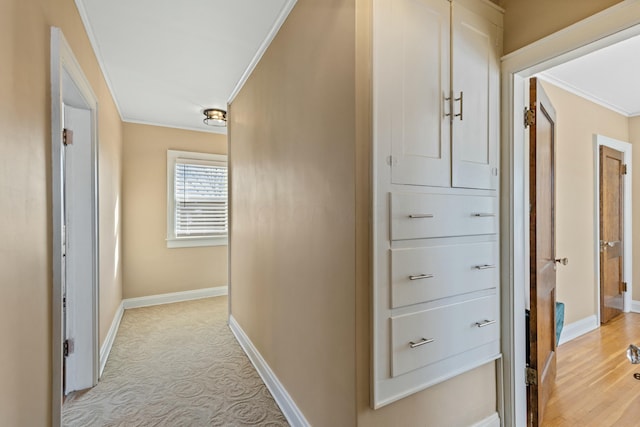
51 27 99 426
594 135 632 323
501 3 640 426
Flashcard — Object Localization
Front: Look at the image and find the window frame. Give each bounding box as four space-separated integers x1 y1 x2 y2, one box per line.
166 149 228 248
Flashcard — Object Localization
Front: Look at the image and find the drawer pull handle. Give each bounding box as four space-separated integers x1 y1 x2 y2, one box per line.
409 338 434 348
473 264 496 270
409 273 434 281
475 319 496 328
471 213 495 217
409 214 434 219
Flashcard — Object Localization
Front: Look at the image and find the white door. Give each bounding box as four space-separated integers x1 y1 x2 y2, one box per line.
63 105 96 395
451 2 500 190
389 0 451 188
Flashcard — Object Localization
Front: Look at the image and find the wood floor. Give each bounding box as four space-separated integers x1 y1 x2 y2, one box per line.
542 313 640 426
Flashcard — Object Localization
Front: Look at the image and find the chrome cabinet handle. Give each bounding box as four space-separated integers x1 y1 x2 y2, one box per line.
475 319 496 328
471 213 495 217
409 273 434 281
409 214 434 219
473 264 496 270
409 338 434 348
454 91 463 121
444 92 452 120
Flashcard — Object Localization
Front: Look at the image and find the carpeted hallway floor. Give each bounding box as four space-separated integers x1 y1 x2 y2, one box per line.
62 296 289 426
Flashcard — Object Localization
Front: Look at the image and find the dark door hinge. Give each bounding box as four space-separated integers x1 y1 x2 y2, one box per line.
63 339 74 357
526 367 538 386
622 164 628 175
524 108 536 128
63 128 73 146
622 281 628 293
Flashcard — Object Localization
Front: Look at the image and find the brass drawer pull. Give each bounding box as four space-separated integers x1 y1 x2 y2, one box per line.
471 213 495 217
473 264 496 270
409 338 434 348
409 274 434 281
475 319 496 328
409 214 434 219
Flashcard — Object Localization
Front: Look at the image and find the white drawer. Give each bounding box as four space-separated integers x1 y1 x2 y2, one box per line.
391 242 498 308
391 295 499 377
391 192 497 240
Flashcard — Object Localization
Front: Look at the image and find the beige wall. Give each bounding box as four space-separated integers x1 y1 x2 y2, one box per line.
0 0 123 424
122 123 228 299
502 0 623 54
229 0 357 425
540 81 629 324
629 117 640 302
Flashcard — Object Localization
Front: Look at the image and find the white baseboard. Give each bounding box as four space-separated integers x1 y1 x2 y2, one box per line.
229 315 310 427
99 301 124 377
558 314 599 346
470 412 501 427
122 286 228 309
632 300 640 313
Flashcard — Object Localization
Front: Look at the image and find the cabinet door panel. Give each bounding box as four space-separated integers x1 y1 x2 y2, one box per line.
390 0 450 187
451 3 499 190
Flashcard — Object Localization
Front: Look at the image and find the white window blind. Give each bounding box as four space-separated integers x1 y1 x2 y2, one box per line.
174 159 227 238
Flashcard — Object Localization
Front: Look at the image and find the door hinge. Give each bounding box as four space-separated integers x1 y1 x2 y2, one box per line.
622 164 628 175
524 108 536 128
525 367 538 385
63 339 74 357
622 281 628 293
63 128 73 146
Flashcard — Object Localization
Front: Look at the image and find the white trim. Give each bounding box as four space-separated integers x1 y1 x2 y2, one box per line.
469 412 501 427
73 0 123 121
558 315 599 346
631 300 640 313
502 2 640 426
228 315 310 427
99 302 124 376
122 286 228 309
594 135 633 319
227 0 298 104
536 73 631 117
122 118 227 135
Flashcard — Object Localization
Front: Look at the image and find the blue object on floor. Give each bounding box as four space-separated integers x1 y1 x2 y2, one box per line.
556 301 565 346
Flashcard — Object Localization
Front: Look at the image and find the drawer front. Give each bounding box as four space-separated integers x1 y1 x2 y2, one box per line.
391 192 497 240
391 295 499 377
391 242 498 308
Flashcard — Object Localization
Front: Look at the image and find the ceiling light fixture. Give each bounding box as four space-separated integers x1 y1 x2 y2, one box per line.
203 108 227 127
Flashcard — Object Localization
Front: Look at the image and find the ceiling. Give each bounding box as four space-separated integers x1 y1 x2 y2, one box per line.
539 34 640 117
76 0 291 134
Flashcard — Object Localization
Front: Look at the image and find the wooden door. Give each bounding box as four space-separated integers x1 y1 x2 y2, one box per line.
527 78 557 427
600 146 624 323
451 2 500 190
389 0 451 187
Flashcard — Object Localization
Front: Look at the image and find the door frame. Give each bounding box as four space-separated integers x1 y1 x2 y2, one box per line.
51 27 100 426
594 135 632 322
501 2 640 426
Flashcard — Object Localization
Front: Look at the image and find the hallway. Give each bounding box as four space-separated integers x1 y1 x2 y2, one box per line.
543 313 640 426
62 297 288 426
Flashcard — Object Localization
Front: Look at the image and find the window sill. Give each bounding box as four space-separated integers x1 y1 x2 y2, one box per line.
166 236 228 249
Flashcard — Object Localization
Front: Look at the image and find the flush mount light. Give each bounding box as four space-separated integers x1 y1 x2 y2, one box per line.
203 108 227 127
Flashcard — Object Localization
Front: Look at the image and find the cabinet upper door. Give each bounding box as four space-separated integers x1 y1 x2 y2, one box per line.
451 2 500 190
389 0 451 188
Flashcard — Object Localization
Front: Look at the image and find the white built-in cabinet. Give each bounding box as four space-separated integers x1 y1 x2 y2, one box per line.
372 0 503 408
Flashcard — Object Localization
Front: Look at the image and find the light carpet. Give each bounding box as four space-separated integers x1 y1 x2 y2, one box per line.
62 296 289 426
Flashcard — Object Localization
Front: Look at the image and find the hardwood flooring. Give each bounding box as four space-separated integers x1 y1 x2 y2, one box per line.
542 313 640 426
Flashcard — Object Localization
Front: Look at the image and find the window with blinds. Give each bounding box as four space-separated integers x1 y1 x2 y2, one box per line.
167 150 227 248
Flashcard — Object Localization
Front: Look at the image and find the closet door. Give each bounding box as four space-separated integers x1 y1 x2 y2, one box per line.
451 2 500 190
389 0 451 187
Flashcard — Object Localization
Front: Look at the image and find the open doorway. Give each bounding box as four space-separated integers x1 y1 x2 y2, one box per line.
501 3 640 426
51 27 99 424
